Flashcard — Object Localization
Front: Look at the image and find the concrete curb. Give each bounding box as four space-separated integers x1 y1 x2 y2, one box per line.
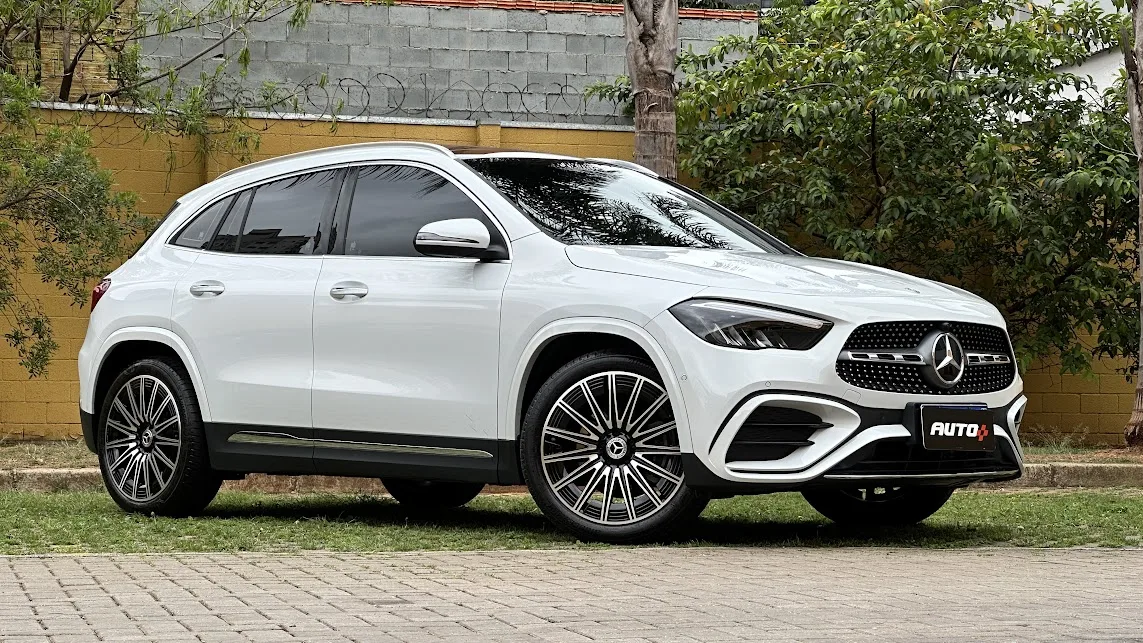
2 463 1142 493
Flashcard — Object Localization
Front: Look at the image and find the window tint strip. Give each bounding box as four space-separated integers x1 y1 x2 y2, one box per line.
207 190 251 253
237 170 339 255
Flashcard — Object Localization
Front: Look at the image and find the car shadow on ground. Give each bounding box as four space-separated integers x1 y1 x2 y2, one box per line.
203 494 1012 548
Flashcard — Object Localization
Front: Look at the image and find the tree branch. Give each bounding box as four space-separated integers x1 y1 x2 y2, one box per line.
73 17 249 103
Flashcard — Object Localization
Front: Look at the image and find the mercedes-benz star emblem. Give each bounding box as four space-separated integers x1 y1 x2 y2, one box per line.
920 330 966 389
605 436 628 460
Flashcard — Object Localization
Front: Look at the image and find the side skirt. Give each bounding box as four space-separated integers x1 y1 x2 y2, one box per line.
206 423 316 475
206 423 523 485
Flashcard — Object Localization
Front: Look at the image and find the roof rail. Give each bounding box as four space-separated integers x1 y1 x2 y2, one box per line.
215 141 454 180
586 157 659 177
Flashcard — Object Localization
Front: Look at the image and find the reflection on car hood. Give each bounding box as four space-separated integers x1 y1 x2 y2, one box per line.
565 247 976 299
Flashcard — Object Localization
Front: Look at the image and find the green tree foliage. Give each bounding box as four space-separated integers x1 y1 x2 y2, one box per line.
0 0 315 376
0 73 140 375
655 0 1136 374
1 0 314 155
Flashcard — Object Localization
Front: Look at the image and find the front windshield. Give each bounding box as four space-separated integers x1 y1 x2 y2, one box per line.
464 158 788 253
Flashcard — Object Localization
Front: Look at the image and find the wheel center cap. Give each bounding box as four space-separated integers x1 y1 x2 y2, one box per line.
604 436 628 460
140 429 154 449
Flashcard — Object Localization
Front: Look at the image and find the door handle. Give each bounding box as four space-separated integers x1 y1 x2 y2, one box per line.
330 282 368 300
189 281 225 297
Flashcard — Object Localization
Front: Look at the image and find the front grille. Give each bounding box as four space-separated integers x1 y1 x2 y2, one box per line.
826 438 1020 477
843 321 1010 353
726 406 830 462
836 321 1015 395
835 361 1015 395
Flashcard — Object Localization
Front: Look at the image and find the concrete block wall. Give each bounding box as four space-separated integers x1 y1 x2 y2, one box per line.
141 2 756 123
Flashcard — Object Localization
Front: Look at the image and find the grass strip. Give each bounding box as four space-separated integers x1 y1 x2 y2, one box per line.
0 488 1139 555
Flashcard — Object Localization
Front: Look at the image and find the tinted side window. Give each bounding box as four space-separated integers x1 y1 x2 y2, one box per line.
172 196 233 249
237 170 340 255
344 165 499 257
205 190 251 253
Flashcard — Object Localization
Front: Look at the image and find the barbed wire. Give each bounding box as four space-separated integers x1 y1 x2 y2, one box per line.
39 67 630 180
267 71 629 125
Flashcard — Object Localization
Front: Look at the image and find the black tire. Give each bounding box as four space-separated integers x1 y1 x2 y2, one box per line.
802 486 955 526
382 479 485 509
96 357 222 516
520 351 709 544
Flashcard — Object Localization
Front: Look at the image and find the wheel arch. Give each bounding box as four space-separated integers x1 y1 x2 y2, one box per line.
90 328 213 429
505 318 693 453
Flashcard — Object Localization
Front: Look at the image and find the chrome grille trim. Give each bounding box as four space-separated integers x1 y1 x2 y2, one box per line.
838 350 924 363
837 350 1010 365
967 353 1012 365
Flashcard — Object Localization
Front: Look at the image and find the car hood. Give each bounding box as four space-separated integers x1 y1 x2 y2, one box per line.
565 247 978 301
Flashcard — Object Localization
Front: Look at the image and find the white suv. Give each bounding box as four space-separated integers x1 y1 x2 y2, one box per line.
78 142 1025 542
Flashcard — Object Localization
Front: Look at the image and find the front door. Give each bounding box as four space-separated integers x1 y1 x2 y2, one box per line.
310 163 510 481
171 169 343 472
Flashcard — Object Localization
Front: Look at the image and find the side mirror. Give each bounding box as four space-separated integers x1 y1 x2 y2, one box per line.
414 218 507 260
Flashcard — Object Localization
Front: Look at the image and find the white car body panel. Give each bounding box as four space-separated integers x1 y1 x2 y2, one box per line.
312 255 509 439
171 252 322 429
78 142 1025 493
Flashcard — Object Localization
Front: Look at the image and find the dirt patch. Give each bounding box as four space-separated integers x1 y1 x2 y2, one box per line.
0 440 95 470
1023 448 1143 465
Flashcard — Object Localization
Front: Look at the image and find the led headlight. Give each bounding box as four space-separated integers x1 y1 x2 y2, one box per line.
668 299 832 350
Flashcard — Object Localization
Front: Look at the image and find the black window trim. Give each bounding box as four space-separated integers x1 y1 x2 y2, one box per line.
164 164 350 257
330 160 513 261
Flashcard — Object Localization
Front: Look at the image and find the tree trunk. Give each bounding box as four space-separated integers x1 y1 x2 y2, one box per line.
1123 3 1143 448
624 0 678 179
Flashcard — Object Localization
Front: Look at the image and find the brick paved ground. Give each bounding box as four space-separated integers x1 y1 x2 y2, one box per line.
0 548 1139 642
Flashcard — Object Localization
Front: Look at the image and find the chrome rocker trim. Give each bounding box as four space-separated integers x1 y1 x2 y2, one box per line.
227 431 495 459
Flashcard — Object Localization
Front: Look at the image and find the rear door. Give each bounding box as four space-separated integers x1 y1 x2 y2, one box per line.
171 169 344 472
310 163 511 481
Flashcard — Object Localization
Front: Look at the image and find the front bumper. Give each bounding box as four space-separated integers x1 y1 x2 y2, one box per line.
680 392 1025 493
644 297 1025 492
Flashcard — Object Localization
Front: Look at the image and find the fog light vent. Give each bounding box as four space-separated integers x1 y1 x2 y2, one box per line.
725 406 831 462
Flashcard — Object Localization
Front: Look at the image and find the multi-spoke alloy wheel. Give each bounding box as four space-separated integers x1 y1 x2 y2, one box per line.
103 375 182 502
541 371 683 525
522 352 708 543
97 358 222 516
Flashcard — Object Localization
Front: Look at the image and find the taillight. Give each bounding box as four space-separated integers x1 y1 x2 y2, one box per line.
91 279 111 311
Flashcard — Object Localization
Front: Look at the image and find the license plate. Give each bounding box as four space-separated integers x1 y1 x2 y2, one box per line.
920 405 996 451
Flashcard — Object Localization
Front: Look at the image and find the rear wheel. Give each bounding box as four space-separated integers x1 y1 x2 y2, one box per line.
97 357 222 516
382 479 484 509
521 352 709 543
802 486 955 526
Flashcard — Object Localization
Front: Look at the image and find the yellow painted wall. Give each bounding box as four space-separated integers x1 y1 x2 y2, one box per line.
1022 356 1134 447
0 109 636 440
0 108 1129 446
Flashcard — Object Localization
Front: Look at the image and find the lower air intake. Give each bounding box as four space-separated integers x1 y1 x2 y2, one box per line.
726 406 831 462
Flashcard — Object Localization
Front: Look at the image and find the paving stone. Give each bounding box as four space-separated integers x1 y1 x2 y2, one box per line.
1 549 1138 641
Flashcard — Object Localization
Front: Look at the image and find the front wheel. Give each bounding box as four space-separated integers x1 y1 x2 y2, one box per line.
521 352 709 543
382 479 485 509
802 486 955 526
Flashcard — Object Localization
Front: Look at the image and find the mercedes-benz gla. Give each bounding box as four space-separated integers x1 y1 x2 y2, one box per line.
79 142 1025 542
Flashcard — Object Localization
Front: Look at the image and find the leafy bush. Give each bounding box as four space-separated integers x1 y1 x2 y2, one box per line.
0 73 143 376
609 0 1137 374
